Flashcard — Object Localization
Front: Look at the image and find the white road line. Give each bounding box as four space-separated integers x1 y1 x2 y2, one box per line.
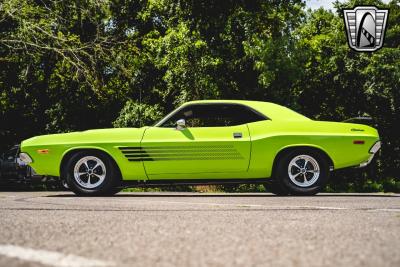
140 200 350 210
0 245 113 267
144 200 400 212
369 208 400 212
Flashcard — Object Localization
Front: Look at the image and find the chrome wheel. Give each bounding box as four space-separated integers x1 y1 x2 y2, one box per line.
73 156 106 189
288 155 320 187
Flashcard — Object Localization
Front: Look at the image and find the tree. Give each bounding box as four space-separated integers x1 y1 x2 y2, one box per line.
0 0 398 191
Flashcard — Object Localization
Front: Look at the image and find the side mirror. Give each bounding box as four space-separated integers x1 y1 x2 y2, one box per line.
176 119 186 130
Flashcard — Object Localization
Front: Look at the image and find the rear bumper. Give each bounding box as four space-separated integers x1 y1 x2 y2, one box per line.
357 141 381 168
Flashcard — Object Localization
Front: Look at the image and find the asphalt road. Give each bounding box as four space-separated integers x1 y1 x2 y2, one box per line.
0 192 399 267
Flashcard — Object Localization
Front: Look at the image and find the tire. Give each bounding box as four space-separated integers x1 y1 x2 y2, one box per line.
265 180 290 196
60 179 69 190
273 149 330 196
64 151 121 196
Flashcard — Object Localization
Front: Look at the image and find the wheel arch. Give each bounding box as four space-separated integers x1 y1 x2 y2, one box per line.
272 145 334 177
60 147 122 181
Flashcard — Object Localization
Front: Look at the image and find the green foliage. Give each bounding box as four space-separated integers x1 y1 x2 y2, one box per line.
113 100 163 127
217 184 266 193
325 175 400 193
0 0 399 191
142 22 221 104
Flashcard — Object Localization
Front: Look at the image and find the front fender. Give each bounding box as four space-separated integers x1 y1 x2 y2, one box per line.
59 145 148 180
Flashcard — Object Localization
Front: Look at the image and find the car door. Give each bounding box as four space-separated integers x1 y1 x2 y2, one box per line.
138 103 265 178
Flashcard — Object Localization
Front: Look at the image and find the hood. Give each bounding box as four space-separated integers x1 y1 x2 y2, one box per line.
21 127 147 147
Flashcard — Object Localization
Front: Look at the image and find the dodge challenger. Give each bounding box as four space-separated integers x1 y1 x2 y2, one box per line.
19 100 381 196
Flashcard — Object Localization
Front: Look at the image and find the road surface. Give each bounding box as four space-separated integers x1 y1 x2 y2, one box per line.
0 192 399 267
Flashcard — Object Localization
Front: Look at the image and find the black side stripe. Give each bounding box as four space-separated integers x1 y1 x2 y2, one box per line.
118 146 243 161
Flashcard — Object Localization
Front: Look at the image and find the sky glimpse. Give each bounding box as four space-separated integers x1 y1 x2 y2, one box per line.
306 0 391 10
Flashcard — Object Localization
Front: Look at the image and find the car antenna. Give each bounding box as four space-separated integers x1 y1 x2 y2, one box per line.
139 86 142 128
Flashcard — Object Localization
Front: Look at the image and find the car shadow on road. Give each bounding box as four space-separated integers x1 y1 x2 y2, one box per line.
45 192 399 198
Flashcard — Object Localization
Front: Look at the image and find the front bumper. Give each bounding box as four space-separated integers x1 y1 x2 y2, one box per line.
358 141 381 168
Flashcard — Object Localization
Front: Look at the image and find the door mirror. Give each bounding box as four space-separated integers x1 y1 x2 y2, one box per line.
176 119 186 130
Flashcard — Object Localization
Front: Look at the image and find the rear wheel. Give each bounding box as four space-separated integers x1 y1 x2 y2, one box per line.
64 151 121 196
265 180 289 196
273 149 330 196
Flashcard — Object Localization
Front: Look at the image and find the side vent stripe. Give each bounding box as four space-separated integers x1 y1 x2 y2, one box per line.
118 145 243 162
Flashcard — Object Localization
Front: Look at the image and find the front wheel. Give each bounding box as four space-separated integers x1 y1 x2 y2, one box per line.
273 149 330 196
60 179 69 190
64 151 120 196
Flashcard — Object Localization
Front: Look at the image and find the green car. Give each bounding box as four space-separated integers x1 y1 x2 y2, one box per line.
19 100 381 196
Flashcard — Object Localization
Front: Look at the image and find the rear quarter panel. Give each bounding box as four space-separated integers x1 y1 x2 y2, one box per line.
247 120 379 178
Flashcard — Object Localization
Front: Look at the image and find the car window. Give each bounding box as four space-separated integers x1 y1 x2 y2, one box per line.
160 104 267 127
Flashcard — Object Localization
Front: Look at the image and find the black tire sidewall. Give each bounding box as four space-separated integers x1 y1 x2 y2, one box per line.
61 179 69 190
65 151 118 196
265 180 290 196
277 149 330 195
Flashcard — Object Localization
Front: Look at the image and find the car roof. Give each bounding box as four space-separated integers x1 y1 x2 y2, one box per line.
182 100 310 121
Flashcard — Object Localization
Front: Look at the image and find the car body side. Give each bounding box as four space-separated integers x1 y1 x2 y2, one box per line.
20 100 379 181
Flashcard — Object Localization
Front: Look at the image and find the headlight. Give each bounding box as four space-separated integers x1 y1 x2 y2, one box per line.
19 152 33 164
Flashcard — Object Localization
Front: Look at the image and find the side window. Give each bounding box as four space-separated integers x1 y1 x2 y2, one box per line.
160 104 267 127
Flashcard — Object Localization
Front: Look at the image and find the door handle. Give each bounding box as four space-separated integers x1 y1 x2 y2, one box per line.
233 132 242 139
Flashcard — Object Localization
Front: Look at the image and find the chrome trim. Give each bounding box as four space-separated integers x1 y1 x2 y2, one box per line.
357 141 381 168
154 102 269 127
369 141 381 154
176 119 186 130
30 167 38 176
233 132 242 138
358 153 377 168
